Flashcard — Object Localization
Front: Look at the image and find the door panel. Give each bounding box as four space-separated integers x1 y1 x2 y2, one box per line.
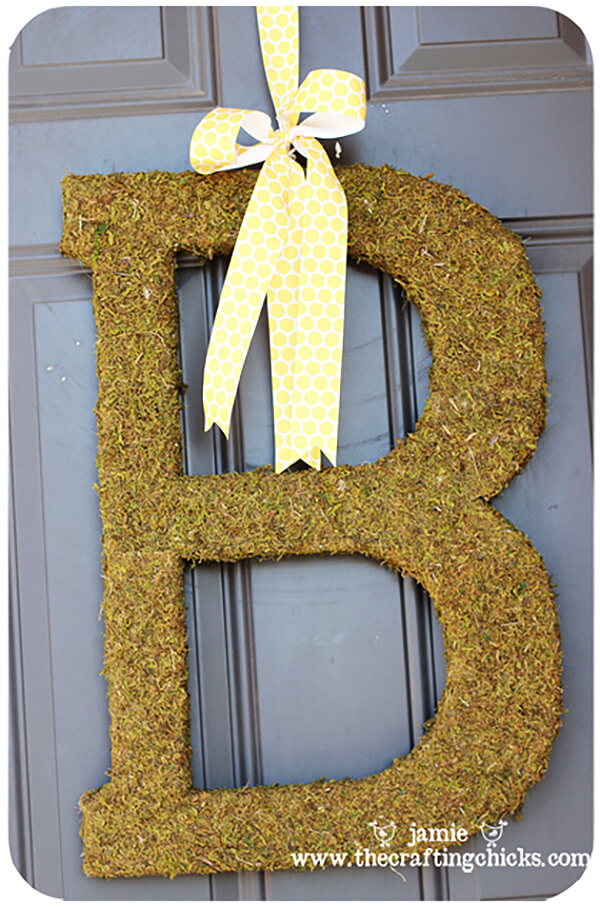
446 238 593 900
10 6 592 901
364 5 590 96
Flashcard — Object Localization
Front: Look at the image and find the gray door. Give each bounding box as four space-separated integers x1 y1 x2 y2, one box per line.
9 6 593 900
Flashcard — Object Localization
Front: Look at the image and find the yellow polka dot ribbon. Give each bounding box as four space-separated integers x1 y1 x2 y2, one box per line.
190 5 366 472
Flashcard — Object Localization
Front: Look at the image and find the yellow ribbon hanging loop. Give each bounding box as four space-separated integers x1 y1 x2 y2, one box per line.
190 5 366 472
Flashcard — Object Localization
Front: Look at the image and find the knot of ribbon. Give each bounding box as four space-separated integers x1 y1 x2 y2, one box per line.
190 5 366 472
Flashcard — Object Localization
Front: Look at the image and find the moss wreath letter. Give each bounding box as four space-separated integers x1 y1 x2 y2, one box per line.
60 163 562 878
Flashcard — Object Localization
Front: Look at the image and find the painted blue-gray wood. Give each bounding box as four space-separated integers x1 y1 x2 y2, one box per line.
10 7 217 121
446 246 594 900
10 274 213 900
417 6 559 43
9 5 593 901
21 7 163 66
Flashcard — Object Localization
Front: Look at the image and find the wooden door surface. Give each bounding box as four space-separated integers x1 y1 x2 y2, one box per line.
9 6 593 900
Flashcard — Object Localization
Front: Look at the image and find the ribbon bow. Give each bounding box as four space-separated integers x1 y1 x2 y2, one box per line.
190 6 366 471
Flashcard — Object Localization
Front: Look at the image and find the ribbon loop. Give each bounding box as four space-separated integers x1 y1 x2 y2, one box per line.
190 5 366 472
291 69 366 137
190 109 274 174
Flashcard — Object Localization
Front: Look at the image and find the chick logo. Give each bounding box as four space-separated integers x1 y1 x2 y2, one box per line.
480 819 508 848
368 820 397 849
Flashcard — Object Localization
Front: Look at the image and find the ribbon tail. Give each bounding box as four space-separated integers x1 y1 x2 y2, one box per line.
290 136 348 469
203 154 290 436
265 155 304 473
267 152 339 474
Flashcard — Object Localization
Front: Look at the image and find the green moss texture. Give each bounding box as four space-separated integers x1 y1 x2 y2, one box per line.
60 164 562 878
